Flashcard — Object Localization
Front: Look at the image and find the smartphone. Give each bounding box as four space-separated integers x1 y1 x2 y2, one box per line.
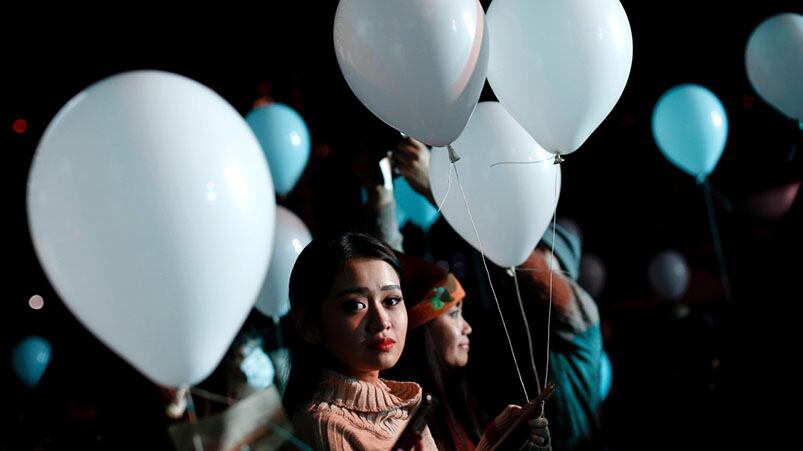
488 383 556 451
390 393 439 451
378 155 395 190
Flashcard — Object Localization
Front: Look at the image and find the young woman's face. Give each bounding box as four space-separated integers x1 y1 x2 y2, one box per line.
430 301 472 368
319 258 407 378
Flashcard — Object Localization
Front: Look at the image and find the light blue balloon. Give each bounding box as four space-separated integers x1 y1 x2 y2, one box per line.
652 84 729 182
599 350 612 401
394 177 439 231
246 103 311 195
12 335 52 387
397 202 409 227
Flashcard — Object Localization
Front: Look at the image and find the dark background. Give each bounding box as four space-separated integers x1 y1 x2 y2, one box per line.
2 1 801 449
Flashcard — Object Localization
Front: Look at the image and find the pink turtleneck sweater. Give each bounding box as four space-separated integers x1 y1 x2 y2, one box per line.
292 371 438 451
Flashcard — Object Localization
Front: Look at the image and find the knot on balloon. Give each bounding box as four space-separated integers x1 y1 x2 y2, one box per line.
447 145 461 163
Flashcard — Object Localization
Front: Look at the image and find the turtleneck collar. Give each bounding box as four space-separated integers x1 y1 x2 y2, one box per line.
313 370 422 413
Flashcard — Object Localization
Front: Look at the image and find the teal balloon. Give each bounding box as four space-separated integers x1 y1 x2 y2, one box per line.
394 177 439 231
395 199 409 228
246 103 311 195
652 84 728 182
12 336 52 387
599 350 612 401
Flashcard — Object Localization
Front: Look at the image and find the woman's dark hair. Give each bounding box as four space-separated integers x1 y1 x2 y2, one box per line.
388 323 483 450
282 232 402 415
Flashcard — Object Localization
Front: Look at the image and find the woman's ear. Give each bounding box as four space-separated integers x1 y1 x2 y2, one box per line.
292 309 322 345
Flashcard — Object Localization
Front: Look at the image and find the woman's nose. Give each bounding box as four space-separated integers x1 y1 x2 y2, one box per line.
366 304 391 333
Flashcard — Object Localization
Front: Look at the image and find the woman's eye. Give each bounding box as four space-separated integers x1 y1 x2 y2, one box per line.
449 309 460 318
342 300 367 312
384 296 403 307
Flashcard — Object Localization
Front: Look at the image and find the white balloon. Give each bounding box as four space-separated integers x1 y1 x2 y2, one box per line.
255 206 312 319
745 13 803 121
334 0 488 147
430 102 560 268
648 250 690 301
27 71 276 387
487 0 633 154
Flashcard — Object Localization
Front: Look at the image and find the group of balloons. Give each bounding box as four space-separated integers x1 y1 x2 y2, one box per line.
335 0 634 267
579 251 691 302
244 99 314 319
22 2 798 393
652 12 803 182
569 222 691 303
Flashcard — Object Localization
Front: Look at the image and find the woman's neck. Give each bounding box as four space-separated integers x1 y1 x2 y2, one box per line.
342 368 380 384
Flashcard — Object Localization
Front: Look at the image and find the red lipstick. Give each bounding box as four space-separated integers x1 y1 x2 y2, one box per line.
369 338 396 351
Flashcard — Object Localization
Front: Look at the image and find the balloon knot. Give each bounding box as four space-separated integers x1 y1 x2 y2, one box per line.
447 145 461 163
553 155 564 165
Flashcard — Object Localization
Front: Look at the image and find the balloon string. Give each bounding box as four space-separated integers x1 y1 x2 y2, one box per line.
489 157 554 168
184 388 204 451
436 156 454 215
512 269 543 395
544 167 559 388
188 387 313 451
398 132 454 214
704 180 733 304
515 267 573 279
453 160 530 402
190 387 234 406
705 181 732 213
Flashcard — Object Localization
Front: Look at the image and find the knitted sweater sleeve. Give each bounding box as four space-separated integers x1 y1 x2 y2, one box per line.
475 405 518 450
